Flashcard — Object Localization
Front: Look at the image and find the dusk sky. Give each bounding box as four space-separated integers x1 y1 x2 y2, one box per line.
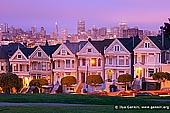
0 0 169 34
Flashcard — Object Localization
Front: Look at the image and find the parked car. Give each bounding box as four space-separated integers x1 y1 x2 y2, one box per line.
135 92 153 97
116 90 137 97
88 90 108 96
151 88 170 95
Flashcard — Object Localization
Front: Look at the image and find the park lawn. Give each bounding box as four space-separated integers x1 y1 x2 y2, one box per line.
0 106 169 113
0 94 169 106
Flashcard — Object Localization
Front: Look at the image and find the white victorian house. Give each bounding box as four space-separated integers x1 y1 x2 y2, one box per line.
29 45 60 85
133 36 162 90
104 37 141 91
52 42 78 92
9 47 35 87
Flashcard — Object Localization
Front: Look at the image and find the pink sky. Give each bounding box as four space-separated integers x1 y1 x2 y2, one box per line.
0 0 169 34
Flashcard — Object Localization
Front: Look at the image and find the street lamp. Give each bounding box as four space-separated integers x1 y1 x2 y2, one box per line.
83 58 96 93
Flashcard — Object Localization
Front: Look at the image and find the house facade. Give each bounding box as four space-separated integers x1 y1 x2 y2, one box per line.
133 36 162 90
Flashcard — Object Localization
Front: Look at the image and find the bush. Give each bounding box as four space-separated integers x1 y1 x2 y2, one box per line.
61 76 77 86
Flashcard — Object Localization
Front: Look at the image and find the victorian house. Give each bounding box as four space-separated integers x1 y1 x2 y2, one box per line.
104 37 141 91
29 45 60 85
9 47 35 87
133 36 164 90
52 42 78 92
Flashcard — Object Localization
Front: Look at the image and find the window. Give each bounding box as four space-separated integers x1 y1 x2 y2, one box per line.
98 58 101 66
141 55 145 64
72 60 74 68
119 56 124 65
58 61 60 67
14 64 18 71
109 58 112 65
38 52 41 57
148 53 154 63
82 59 86 66
61 50 66 55
134 55 137 64
88 49 92 52
1 66 4 71
42 62 46 70
148 68 154 77
20 64 23 71
144 42 150 48
38 62 41 70
126 56 129 65
114 45 120 51
91 58 96 66
119 71 125 75
17 55 22 59
26 64 29 71
66 60 70 68
47 63 51 70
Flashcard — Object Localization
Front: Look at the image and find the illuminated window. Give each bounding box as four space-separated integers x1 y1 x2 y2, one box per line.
91 58 96 66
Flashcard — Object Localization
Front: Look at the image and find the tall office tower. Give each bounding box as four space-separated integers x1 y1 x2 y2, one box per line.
55 22 59 37
40 27 46 37
99 27 107 37
4 23 9 33
119 22 128 38
92 25 99 39
111 27 120 38
77 20 85 34
31 26 37 35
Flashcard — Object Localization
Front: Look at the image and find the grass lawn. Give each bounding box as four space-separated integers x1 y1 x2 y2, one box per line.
0 94 170 113
0 94 169 106
0 106 169 113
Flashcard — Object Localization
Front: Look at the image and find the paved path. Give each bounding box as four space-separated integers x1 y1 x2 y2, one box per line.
0 102 105 107
149 99 170 102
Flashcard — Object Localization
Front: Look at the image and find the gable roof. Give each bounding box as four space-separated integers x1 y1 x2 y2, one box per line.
90 39 114 55
20 47 36 58
0 43 25 59
118 37 141 52
40 44 61 57
65 42 79 54
148 36 170 50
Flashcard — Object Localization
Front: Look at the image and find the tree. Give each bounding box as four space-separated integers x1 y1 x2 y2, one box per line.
0 72 23 94
160 18 170 38
29 79 48 94
29 79 48 87
118 73 133 91
153 72 170 82
61 76 77 86
87 75 103 91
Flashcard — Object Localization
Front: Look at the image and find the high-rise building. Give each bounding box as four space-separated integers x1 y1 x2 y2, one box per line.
40 27 46 37
55 22 59 37
77 20 85 34
99 27 107 37
31 26 37 35
119 22 128 37
111 27 120 38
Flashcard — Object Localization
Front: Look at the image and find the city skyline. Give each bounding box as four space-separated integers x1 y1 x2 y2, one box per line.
0 0 169 34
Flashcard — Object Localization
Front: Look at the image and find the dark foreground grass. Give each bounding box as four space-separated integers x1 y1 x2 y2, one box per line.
0 94 170 106
0 106 169 113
